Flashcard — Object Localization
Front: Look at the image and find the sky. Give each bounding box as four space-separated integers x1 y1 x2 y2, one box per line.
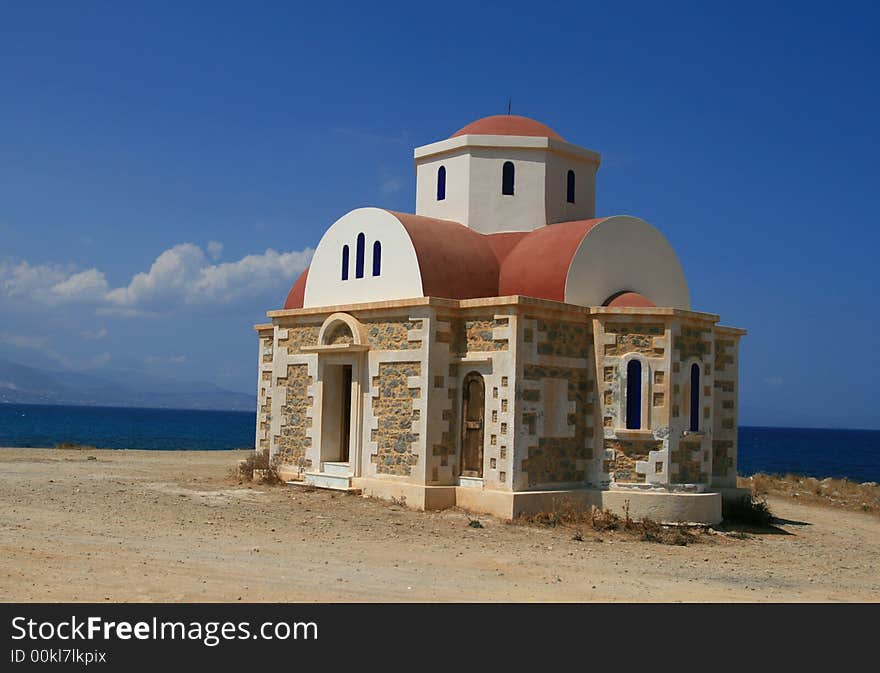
0 1 878 428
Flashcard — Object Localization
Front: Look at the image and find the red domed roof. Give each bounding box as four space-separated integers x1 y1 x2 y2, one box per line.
498 219 606 301
390 211 500 300
451 115 564 141
283 267 309 309
604 291 656 308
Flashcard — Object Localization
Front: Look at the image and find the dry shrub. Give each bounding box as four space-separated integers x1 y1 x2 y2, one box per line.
54 441 98 451
516 498 699 545
722 493 774 526
639 517 696 545
741 473 879 516
517 498 603 528
236 449 282 485
751 473 771 497
589 506 621 532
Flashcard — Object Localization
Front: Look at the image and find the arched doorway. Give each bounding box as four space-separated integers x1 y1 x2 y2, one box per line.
460 372 485 477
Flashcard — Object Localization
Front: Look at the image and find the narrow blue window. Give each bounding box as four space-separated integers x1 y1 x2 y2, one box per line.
355 233 365 278
626 359 642 430
502 161 515 195
372 241 381 276
437 166 446 200
341 245 349 281
690 363 700 432
566 169 575 203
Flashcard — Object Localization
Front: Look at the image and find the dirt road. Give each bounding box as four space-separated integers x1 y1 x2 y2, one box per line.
1 448 877 602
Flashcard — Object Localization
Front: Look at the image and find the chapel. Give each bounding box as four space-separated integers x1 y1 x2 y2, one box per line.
254 114 746 523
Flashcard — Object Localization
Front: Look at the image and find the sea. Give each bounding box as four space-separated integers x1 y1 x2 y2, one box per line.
0 403 878 483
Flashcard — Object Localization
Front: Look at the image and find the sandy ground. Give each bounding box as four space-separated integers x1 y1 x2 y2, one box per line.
0 448 878 602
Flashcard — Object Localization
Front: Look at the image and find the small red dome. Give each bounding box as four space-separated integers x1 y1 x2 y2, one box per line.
451 115 564 141
604 291 656 308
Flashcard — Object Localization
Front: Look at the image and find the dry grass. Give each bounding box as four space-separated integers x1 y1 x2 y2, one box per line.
232 449 282 485
722 493 774 527
514 498 702 546
54 441 99 451
741 473 880 516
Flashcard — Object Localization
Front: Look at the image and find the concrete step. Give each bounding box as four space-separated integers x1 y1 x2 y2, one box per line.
322 461 352 477
286 479 362 495
303 471 354 491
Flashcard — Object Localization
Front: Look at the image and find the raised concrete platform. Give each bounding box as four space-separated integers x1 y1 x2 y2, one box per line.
303 471 353 491
347 477 724 524
322 461 351 477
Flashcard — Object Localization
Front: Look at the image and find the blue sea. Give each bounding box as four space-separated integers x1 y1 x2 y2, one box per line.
0 403 878 482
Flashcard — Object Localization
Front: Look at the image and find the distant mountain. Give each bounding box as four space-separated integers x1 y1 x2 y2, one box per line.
0 358 256 411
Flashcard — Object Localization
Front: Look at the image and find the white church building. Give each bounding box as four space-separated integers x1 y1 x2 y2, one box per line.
254 114 746 524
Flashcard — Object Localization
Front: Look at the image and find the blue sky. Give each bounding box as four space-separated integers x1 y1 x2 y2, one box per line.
1 2 878 428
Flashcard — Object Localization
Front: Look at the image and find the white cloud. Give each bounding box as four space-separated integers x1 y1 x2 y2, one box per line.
0 332 50 350
0 242 313 316
81 328 108 340
50 268 110 303
146 354 187 365
105 243 207 309
0 332 72 368
207 241 223 261
90 352 112 367
381 176 404 195
0 260 68 300
0 331 112 370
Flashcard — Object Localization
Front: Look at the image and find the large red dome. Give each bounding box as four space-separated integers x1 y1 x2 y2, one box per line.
451 115 564 141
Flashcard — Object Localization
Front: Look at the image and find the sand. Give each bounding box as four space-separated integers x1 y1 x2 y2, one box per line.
0 447 878 602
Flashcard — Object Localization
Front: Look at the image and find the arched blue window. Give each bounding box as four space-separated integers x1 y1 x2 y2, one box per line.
372 241 381 276
355 233 365 278
626 359 642 430
437 165 446 201
689 363 700 432
502 161 515 195
341 245 349 281
566 169 575 203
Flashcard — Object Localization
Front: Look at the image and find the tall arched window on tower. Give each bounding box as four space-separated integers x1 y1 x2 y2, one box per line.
355 233 365 278
689 363 700 432
626 359 642 430
502 161 515 195
566 169 576 203
372 241 381 276
437 165 446 201
341 245 349 281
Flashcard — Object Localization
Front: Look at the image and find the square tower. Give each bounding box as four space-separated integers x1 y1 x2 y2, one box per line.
413 115 601 234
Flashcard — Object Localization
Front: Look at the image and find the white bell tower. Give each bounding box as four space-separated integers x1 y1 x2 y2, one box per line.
413 115 601 234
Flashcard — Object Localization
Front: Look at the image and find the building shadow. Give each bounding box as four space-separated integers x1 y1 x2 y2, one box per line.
714 516 812 536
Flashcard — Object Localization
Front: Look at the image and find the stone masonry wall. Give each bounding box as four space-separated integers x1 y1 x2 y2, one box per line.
671 438 707 483
426 310 514 487
277 324 321 354
593 317 671 486
440 318 510 355
603 439 662 483
711 334 741 487
604 323 665 357
371 361 421 476
520 364 593 486
515 312 595 489
256 333 273 452
364 319 423 350
535 319 591 358
674 325 712 362
273 363 314 471
258 370 272 451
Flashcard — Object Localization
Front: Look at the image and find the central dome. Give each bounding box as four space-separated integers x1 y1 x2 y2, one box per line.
450 115 564 141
